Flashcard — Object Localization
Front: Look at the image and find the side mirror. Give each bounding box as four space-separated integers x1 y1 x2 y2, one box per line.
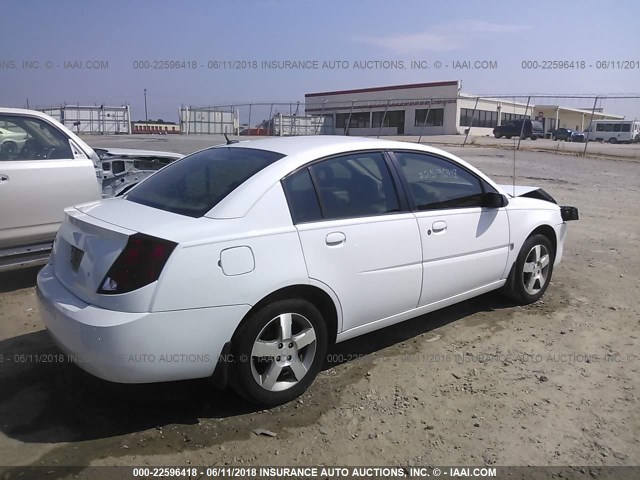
482 192 508 208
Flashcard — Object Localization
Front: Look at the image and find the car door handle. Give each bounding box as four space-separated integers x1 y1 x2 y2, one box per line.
432 221 447 234
0 174 8 183
325 232 346 246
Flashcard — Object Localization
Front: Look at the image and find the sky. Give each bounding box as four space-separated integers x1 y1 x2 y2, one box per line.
1 0 640 122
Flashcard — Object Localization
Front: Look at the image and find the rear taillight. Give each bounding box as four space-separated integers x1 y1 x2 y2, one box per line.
98 233 177 294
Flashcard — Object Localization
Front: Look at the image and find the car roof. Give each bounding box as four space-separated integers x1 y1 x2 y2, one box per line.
0 107 56 119
207 136 502 219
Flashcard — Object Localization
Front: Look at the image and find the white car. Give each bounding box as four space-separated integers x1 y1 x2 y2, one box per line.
0 108 185 271
0 108 102 270
37 136 578 406
0 126 28 154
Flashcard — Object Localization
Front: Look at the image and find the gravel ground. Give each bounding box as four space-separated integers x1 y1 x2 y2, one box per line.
0 139 638 477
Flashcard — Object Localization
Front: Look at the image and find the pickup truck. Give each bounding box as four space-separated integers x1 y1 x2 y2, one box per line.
0 108 181 271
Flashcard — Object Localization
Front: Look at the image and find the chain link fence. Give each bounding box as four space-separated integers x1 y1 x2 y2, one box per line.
184 95 640 157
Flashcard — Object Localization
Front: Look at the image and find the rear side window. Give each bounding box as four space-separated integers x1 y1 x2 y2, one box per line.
126 147 284 217
282 169 322 224
309 152 399 220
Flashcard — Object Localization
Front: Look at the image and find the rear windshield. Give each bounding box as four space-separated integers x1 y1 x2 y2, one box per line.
125 147 285 217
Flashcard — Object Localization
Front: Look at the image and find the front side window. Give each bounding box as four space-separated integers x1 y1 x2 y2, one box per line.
309 152 399 220
393 151 485 210
0 115 72 161
126 147 284 217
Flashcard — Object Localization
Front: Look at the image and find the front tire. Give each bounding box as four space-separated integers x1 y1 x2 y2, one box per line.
230 299 328 406
504 234 555 304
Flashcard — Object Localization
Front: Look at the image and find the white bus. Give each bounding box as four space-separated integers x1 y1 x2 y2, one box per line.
586 120 640 143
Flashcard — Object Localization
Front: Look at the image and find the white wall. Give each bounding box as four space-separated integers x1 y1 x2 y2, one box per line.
305 82 460 136
179 108 238 134
42 106 131 134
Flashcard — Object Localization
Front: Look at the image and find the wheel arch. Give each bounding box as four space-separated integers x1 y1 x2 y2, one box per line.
232 284 340 347
528 224 557 257
502 223 558 299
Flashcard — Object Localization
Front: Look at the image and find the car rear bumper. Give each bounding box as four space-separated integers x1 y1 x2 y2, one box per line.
37 264 251 384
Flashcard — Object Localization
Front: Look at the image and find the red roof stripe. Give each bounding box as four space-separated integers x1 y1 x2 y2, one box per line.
305 81 459 98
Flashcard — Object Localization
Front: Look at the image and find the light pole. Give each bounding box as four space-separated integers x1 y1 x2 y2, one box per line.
144 88 148 123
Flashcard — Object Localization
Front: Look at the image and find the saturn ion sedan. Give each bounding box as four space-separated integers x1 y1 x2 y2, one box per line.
37 136 578 406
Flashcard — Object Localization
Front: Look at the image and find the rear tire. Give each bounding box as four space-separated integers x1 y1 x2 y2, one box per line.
503 234 555 305
229 299 328 406
609 137 617 144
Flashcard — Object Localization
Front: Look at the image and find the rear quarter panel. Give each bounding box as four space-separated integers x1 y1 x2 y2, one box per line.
151 183 310 311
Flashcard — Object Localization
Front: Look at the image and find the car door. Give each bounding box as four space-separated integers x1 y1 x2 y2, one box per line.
0 114 100 249
282 151 423 333
390 150 510 307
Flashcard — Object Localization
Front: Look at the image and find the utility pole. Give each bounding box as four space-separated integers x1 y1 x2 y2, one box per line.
144 89 148 123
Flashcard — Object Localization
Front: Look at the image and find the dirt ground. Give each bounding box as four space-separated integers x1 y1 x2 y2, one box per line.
0 141 638 477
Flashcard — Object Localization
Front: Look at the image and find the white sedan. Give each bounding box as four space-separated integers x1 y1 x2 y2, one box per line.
37 136 578 406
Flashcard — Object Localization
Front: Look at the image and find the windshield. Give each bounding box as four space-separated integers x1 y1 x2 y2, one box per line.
125 146 285 217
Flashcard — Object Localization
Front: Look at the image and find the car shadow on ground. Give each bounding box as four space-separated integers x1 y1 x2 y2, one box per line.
0 265 41 293
0 279 517 444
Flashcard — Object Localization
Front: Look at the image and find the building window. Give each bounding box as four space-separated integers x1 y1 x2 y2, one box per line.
460 108 498 128
372 110 405 128
501 112 531 124
336 112 370 129
414 108 444 127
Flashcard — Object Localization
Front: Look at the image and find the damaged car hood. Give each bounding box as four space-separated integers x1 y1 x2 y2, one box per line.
496 184 543 198
94 147 184 198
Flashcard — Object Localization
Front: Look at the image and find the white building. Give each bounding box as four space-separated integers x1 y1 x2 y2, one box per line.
304 81 620 137
41 105 131 135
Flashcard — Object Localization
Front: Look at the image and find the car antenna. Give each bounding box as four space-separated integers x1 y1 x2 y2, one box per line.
224 133 238 145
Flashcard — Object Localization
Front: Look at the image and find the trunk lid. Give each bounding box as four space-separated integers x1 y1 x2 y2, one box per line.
53 198 201 311
75 197 200 242
53 207 135 307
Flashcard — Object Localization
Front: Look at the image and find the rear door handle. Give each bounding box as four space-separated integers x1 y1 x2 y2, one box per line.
325 232 346 246
0 174 8 183
432 221 447 234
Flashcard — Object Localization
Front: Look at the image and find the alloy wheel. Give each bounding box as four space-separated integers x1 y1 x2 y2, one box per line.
250 313 317 392
522 244 551 295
